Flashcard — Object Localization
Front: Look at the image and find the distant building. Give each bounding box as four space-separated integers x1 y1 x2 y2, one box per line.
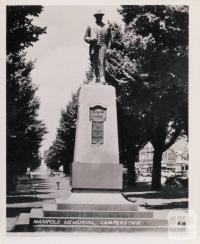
136 142 188 174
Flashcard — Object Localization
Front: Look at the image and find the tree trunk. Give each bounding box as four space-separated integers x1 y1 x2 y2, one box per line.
127 161 136 187
63 161 70 175
151 149 163 190
127 148 138 187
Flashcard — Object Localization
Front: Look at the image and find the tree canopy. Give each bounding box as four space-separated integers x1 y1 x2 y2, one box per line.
7 6 46 54
105 5 188 188
46 91 79 174
7 6 47 191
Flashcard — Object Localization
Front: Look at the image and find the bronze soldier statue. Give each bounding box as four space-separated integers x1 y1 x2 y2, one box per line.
84 10 111 84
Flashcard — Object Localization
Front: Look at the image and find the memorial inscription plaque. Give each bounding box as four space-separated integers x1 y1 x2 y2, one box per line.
89 105 107 145
31 218 147 227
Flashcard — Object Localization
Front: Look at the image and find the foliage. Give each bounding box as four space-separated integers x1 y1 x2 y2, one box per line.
105 23 150 186
7 6 47 191
46 91 79 174
105 5 188 188
7 6 46 54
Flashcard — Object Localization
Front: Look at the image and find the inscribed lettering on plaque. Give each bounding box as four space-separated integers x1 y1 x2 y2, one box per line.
89 105 107 145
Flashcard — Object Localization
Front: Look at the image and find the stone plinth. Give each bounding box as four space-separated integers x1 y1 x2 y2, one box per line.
72 84 122 190
56 193 138 211
14 194 168 233
72 163 122 190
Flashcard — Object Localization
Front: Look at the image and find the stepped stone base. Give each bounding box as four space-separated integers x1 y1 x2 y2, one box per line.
13 193 168 233
56 192 138 211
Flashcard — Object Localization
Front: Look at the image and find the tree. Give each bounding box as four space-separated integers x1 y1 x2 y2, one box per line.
46 91 79 175
7 6 47 191
106 23 150 186
104 5 188 189
117 106 149 186
7 6 46 55
120 6 188 189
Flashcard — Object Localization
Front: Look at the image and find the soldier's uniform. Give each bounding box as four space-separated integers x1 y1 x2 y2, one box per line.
84 11 111 83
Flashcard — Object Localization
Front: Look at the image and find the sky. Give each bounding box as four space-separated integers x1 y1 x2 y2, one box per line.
26 6 123 153
26 5 187 155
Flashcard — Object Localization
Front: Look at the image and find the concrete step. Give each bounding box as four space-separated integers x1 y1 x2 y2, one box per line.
44 210 153 218
30 208 44 218
43 203 151 218
13 213 31 232
56 193 139 211
32 226 168 232
57 203 138 211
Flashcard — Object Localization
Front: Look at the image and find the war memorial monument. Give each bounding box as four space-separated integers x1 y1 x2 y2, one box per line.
14 10 168 233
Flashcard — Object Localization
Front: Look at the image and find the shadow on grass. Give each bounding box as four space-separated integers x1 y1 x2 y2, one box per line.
123 183 152 193
35 186 52 189
31 178 48 181
123 182 188 200
8 191 51 197
124 191 188 199
6 207 32 217
18 178 47 184
141 201 188 210
7 196 42 204
7 194 55 204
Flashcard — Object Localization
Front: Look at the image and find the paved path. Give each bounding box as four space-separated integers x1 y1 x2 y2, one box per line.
7 170 71 231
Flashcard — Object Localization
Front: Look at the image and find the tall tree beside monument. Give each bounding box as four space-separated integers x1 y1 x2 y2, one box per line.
105 23 150 186
7 6 47 191
106 5 188 189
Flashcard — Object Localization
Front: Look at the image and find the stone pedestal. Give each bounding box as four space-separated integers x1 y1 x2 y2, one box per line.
72 84 123 191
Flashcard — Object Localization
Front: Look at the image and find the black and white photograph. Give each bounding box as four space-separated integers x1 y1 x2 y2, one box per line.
1 0 200 242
